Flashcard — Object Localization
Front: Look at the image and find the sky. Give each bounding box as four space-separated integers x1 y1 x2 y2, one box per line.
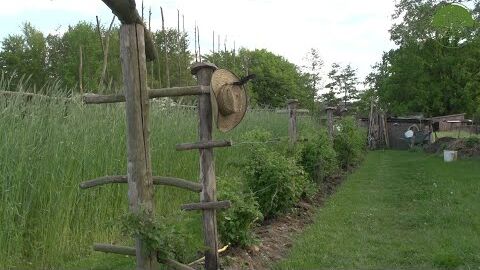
0 0 397 87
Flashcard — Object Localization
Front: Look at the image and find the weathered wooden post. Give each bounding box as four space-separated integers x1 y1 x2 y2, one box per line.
326 106 335 140
121 23 156 270
288 99 298 146
191 62 219 270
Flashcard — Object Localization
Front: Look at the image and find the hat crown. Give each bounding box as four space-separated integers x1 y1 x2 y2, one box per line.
217 84 242 115
210 69 248 132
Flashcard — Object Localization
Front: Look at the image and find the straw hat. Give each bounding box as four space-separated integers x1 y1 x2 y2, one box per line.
210 69 248 132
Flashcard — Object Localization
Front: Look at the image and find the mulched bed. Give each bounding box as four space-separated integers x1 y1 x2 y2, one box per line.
424 136 480 158
220 174 345 270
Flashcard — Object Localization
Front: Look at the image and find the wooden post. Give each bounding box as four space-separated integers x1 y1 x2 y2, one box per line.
287 99 298 146
326 107 335 140
191 62 218 270
120 24 156 270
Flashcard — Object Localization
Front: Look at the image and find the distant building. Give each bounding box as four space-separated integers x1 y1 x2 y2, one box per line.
429 113 466 131
359 116 432 150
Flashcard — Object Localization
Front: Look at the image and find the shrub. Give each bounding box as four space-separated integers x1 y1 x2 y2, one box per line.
120 209 191 262
241 129 310 218
217 176 263 247
465 136 480 148
299 129 338 183
333 117 366 169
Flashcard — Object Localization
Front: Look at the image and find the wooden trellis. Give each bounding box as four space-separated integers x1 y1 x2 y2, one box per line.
79 2 230 270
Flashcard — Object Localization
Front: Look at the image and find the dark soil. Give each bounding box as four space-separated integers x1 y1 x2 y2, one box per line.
219 174 345 270
424 136 480 158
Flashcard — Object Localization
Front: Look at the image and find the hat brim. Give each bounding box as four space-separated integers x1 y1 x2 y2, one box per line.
210 69 248 132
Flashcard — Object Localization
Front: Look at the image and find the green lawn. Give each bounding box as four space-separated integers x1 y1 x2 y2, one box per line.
277 151 480 270
436 130 480 139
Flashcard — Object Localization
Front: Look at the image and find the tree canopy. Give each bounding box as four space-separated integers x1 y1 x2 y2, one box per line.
367 0 480 118
1 21 320 109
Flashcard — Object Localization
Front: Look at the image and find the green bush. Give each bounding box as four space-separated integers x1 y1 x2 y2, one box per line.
217 176 263 247
299 129 338 182
120 209 191 262
241 129 310 218
465 136 480 148
333 117 366 169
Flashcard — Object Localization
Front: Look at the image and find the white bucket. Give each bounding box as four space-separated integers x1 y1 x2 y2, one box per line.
443 150 458 162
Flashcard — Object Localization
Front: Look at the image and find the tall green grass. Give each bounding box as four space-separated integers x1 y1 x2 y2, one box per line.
0 88 319 268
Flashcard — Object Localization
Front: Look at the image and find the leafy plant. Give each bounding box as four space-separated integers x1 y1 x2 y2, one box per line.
217 176 263 247
240 129 309 218
120 209 191 262
465 136 480 148
333 117 366 169
299 129 338 183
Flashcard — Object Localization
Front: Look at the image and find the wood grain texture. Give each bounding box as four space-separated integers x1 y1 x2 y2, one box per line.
93 244 195 270
326 107 335 140
120 24 156 270
287 99 298 146
101 0 157 61
191 62 219 270
175 140 232 151
181 200 231 211
79 175 202 192
83 86 209 104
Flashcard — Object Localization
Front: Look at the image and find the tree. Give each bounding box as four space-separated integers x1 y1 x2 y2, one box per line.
320 90 340 107
205 48 316 109
324 63 359 107
302 48 323 94
368 0 480 117
0 23 47 91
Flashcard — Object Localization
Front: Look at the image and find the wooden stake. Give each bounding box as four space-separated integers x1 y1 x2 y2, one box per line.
160 7 170 87
120 24 156 270
177 9 182 86
194 22 198 62
97 16 116 89
149 7 153 89
191 62 219 270
197 25 201 61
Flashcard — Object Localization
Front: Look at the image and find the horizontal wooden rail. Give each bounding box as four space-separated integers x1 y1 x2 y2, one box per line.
149 85 209 98
93 243 194 270
83 86 208 104
181 200 231 211
176 140 232 151
79 175 202 192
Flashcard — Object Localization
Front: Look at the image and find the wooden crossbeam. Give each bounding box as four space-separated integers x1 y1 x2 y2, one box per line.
100 0 157 61
175 140 232 151
79 175 202 192
83 86 209 104
93 243 195 270
181 200 231 211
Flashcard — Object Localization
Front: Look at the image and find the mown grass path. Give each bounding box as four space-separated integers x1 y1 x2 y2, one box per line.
277 151 480 270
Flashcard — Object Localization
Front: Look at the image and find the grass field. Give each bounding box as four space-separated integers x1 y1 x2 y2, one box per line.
436 130 480 139
0 95 319 269
277 151 480 270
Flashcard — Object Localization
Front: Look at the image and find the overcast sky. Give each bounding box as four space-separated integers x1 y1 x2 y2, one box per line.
0 0 397 86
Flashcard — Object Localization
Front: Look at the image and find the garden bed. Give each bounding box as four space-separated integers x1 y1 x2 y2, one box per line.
221 174 345 270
